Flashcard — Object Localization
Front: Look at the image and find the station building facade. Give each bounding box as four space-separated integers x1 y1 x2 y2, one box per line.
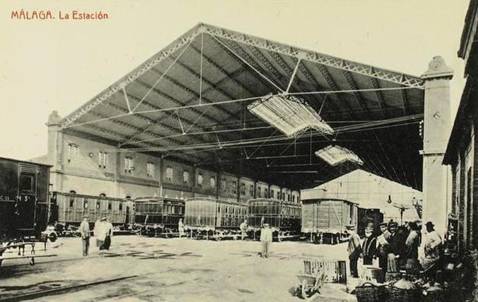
42 111 300 204
443 0 478 251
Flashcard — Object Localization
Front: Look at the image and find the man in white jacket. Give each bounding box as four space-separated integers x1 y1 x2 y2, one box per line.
260 223 273 258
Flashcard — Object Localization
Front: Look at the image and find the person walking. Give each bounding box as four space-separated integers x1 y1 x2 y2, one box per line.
178 218 185 238
79 216 90 256
103 218 113 250
240 219 248 240
362 225 377 265
260 223 273 258
346 224 362 278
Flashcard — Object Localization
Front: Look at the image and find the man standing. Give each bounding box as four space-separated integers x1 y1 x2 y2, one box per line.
79 216 90 256
376 222 390 280
95 217 107 251
240 219 248 240
260 223 273 258
387 222 401 273
103 218 113 251
362 224 377 265
346 224 362 278
178 218 185 238
422 221 442 272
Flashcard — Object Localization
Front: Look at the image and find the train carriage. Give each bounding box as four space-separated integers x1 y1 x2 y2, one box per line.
301 198 358 244
0 157 52 267
247 198 301 241
53 192 134 228
184 197 248 240
134 197 185 237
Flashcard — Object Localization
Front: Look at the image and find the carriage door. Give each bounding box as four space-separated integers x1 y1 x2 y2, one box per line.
17 163 38 231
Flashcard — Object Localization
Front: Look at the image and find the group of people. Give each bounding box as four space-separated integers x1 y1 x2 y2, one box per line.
79 215 113 256
346 220 443 280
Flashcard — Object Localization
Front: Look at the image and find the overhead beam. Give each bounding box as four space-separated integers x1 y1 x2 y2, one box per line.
342 70 373 119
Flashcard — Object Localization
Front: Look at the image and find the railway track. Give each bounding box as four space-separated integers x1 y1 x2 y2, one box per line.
0 275 138 302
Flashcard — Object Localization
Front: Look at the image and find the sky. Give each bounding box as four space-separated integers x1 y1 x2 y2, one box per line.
0 0 470 161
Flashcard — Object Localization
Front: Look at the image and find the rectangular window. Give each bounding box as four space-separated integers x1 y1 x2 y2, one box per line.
183 171 190 184
147 162 155 178
232 181 237 194
210 176 216 188
98 151 108 169
249 184 254 196
119 203 123 211
270 189 274 199
108 202 112 210
166 167 173 181
240 183 246 195
124 157 134 174
19 173 35 193
221 178 226 191
257 187 262 198
67 143 79 163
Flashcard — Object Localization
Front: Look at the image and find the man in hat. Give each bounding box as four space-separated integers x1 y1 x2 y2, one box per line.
362 222 377 265
345 224 362 278
79 215 90 256
376 222 390 280
260 223 273 258
422 221 442 271
387 221 401 273
103 217 113 250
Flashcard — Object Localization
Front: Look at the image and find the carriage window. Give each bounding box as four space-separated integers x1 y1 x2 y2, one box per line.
119 203 123 211
83 199 88 209
19 174 35 192
166 167 173 182
96 200 100 209
108 202 112 210
183 171 190 184
69 199 74 207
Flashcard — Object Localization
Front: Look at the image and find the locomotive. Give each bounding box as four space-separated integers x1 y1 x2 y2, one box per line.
184 197 248 240
247 198 302 241
134 197 185 237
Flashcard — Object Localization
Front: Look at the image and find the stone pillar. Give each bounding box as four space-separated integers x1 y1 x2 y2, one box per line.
421 56 453 236
46 111 64 192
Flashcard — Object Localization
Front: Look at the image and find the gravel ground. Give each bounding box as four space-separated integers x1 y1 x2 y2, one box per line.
0 236 356 301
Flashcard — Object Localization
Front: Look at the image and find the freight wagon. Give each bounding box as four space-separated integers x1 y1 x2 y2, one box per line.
301 198 358 244
247 198 301 241
53 191 134 229
184 197 248 240
134 197 185 238
0 157 52 267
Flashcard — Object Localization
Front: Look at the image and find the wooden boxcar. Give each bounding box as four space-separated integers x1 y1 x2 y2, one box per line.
0 157 51 241
184 197 248 240
357 207 384 237
134 197 185 237
247 198 301 241
301 198 358 244
53 192 134 227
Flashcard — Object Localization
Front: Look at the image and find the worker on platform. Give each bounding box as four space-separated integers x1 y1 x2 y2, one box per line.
178 218 185 238
79 215 90 256
376 222 391 280
345 224 362 278
404 221 421 274
95 217 108 252
103 218 113 251
240 219 248 240
260 223 273 258
362 223 377 265
387 222 401 273
421 221 442 272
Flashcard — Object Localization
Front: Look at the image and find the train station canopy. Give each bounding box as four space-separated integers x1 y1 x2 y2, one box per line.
59 23 425 190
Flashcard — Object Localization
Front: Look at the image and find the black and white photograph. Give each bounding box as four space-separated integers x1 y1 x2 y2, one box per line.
0 1 476 301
